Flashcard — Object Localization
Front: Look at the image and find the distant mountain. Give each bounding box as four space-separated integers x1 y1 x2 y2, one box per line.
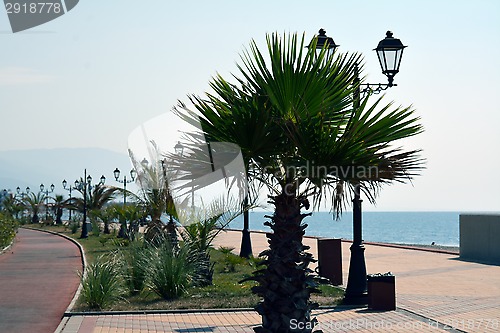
0 147 135 195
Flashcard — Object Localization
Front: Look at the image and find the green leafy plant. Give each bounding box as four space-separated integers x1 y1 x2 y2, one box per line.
0 213 18 248
119 238 148 295
70 222 79 234
79 253 125 309
144 241 202 300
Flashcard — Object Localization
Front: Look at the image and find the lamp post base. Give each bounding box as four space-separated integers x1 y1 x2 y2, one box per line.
239 228 252 258
343 243 368 305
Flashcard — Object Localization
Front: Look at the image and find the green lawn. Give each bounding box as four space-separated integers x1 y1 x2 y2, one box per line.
24 224 344 311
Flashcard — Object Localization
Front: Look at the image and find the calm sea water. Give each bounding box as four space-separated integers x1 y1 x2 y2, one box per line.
228 211 460 247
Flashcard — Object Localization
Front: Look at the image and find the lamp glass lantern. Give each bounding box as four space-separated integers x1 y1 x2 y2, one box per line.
174 141 184 156
374 31 407 86
113 168 121 181
307 28 338 60
100 175 106 185
130 169 137 180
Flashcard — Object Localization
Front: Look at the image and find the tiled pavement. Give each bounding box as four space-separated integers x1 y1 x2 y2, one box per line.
55 230 500 333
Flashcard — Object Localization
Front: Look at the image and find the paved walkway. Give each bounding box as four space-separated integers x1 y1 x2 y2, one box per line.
0 228 82 333
56 230 500 333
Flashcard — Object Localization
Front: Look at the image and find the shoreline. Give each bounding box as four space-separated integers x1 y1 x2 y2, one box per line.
224 228 460 255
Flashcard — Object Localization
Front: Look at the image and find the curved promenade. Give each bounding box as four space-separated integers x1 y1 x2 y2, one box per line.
57 230 500 333
0 228 82 333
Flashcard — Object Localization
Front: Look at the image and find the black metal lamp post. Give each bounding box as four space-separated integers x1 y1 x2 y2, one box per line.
62 179 75 221
309 29 406 305
14 187 29 219
113 168 136 205
39 183 55 222
74 170 106 238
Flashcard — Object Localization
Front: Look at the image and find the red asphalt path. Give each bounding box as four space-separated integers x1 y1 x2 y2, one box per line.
0 228 82 333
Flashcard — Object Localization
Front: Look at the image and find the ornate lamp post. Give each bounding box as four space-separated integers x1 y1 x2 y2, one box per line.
113 168 136 205
62 179 76 221
309 29 407 305
15 187 29 220
39 183 55 222
74 170 105 238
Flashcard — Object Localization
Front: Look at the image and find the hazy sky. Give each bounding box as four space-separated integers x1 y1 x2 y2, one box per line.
1 1 499 212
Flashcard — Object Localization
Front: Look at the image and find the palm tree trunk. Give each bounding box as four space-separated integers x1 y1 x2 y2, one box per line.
251 188 320 333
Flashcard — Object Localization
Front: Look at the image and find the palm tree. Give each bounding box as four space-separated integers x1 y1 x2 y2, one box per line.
23 192 45 224
52 194 65 225
1 194 24 220
176 33 424 332
130 144 178 246
68 184 119 212
109 203 146 240
67 185 120 235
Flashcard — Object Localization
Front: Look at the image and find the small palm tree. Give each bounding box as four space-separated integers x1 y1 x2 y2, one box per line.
52 194 65 225
130 144 179 245
177 32 424 332
109 204 146 240
1 195 24 220
23 192 45 224
67 184 120 215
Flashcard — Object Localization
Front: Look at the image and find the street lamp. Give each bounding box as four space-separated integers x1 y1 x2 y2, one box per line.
14 187 29 220
113 168 137 205
174 141 184 156
374 31 407 87
62 179 75 221
74 169 106 238
309 29 407 305
39 183 55 222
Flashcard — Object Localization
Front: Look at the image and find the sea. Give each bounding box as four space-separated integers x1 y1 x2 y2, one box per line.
228 211 461 247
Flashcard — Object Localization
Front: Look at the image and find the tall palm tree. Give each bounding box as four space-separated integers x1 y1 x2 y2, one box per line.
176 33 424 332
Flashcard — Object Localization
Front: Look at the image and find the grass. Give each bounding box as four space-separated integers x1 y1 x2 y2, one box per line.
23 223 344 311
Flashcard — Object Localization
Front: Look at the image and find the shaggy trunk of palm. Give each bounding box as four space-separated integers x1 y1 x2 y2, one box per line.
252 190 321 333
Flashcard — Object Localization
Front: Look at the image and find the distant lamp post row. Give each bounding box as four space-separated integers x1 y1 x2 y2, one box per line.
308 29 407 305
39 183 55 221
73 170 105 238
113 168 136 205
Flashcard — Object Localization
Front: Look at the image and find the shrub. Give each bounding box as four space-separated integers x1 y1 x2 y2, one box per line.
144 241 203 300
91 220 100 237
70 222 79 234
79 253 125 309
120 238 148 295
0 213 18 249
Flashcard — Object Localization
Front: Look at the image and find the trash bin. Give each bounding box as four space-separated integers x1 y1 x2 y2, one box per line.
317 238 343 286
367 272 396 311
